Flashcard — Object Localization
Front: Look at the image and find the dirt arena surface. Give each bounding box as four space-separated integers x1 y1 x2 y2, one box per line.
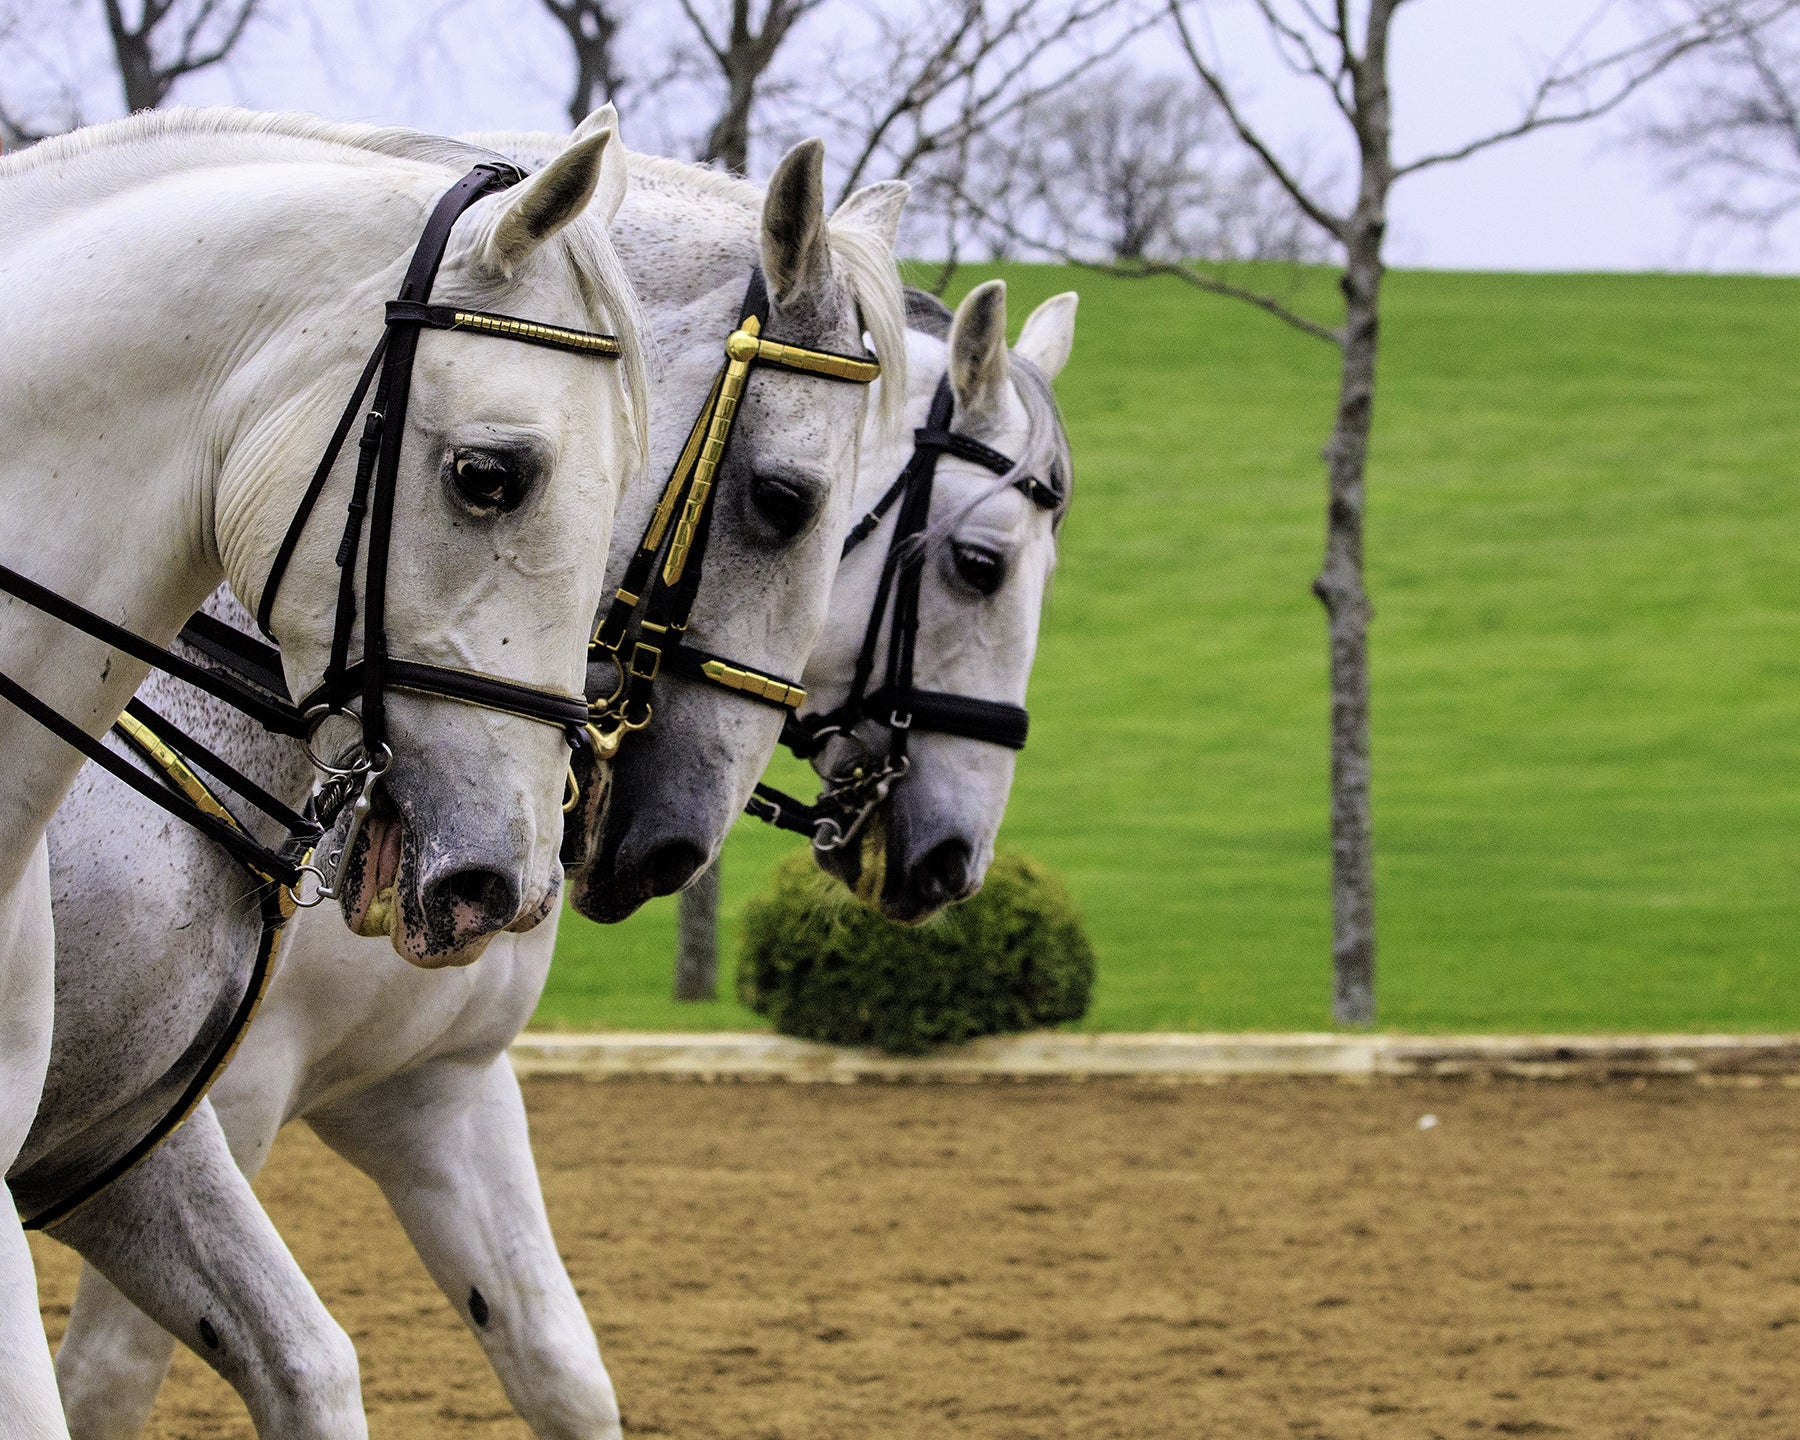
30 1075 1800 1438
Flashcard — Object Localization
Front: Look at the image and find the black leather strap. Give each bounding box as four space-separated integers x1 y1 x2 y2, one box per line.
0 665 309 885
863 687 1029 749
0 562 308 738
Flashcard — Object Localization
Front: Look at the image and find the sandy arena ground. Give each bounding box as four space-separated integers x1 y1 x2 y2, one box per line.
29 1075 1800 1438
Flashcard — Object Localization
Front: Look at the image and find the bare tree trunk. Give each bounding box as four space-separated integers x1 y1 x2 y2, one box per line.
1314 15 1394 1028
99 0 262 115
539 0 626 130
112 28 162 112
704 56 757 171
1317 255 1380 1026
674 862 722 1001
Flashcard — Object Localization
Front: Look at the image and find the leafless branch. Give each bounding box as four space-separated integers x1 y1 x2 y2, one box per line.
1166 2 1348 241
1397 0 1800 177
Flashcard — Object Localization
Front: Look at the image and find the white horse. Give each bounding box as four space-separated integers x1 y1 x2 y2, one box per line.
0 107 646 1434
37 136 906 1439
801 280 1076 920
47 277 1072 1440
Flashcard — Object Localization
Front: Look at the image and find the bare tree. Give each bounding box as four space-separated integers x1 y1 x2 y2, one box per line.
0 0 263 142
1166 0 1799 1023
968 62 1331 264
784 0 1153 275
104 0 263 113
675 0 824 171
536 0 627 129
1641 2 1800 229
1046 0 1787 1026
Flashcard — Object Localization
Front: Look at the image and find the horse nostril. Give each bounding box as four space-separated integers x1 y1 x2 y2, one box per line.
911 839 973 910
643 840 705 898
426 867 520 928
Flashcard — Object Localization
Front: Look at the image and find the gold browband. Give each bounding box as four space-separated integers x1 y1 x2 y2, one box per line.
699 659 807 709
662 316 882 586
724 328 883 384
448 310 623 357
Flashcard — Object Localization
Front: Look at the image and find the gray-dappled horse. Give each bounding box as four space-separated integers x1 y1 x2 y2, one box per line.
765 279 1076 921
0 108 645 1434
39 134 907 1439
47 275 1071 1440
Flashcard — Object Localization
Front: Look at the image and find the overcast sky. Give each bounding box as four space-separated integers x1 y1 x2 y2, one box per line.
11 0 1798 274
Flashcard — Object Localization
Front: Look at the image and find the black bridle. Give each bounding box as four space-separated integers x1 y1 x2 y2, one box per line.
0 163 624 898
578 269 881 772
746 373 1059 850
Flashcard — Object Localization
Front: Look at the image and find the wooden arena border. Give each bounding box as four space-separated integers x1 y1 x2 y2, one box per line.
510 1032 1800 1083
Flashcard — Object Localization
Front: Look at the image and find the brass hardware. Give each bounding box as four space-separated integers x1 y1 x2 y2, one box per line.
114 712 239 829
449 310 622 356
663 317 760 586
628 642 662 681
642 371 720 553
699 659 806 709
757 338 880 384
562 766 580 814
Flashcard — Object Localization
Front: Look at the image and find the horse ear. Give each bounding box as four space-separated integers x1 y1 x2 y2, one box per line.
830 180 909 255
761 139 831 304
948 279 1010 420
477 119 617 276
1015 291 1077 381
572 103 628 226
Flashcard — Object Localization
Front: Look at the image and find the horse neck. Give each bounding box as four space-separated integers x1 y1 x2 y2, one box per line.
0 145 440 871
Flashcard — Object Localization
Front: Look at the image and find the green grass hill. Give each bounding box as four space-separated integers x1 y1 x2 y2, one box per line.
538 262 1800 1034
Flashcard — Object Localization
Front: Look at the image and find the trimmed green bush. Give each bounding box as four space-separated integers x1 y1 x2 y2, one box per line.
737 849 1095 1054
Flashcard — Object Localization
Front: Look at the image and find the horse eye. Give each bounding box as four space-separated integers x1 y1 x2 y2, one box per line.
447 447 525 515
951 542 1006 596
749 472 818 541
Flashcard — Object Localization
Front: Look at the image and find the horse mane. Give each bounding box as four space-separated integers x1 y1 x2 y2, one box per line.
0 108 650 468
0 106 490 177
477 133 908 432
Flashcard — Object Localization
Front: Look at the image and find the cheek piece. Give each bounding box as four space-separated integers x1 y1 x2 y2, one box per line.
745 373 1060 855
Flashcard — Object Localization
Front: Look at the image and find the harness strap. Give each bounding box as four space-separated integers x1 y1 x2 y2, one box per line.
179 610 292 703
0 563 307 737
861 686 1029 750
303 659 593 735
121 698 315 839
0 664 310 886
21 712 295 1232
659 644 806 711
